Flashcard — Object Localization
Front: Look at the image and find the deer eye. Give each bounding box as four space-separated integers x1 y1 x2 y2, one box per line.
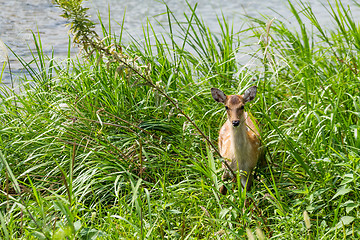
225 106 229 110
240 105 245 110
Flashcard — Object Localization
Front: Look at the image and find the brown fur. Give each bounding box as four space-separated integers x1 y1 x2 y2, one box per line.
211 86 263 194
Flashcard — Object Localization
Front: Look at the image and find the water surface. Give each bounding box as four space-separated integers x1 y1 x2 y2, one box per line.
0 0 359 84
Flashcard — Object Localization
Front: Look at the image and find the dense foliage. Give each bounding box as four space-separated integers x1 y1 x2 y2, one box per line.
1 0 359 239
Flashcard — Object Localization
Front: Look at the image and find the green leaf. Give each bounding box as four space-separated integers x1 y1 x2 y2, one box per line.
219 208 230 219
53 228 67 240
79 228 107 240
340 173 354 186
0 211 9 240
342 201 359 214
332 187 352 200
169 209 182 214
74 220 82 232
0 151 20 194
31 231 47 240
336 216 355 228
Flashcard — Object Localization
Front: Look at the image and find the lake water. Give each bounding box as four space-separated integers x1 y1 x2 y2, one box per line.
0 0 359 84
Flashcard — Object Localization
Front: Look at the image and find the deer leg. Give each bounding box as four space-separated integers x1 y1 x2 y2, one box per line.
240 172 253 191
220 160 236 195
221 160 235 181
221 170 230 181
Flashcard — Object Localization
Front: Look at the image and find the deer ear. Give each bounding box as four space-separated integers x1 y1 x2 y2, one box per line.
243 86 257 103
211 88 226 103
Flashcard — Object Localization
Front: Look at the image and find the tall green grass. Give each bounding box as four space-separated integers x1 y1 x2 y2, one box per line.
1 0 360 239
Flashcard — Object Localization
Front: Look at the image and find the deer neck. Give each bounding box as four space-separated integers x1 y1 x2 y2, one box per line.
230 113 249 153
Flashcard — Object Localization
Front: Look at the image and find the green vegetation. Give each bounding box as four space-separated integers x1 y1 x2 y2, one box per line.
1 0 360 238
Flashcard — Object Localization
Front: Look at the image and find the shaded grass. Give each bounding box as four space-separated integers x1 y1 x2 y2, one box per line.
1 0 360 239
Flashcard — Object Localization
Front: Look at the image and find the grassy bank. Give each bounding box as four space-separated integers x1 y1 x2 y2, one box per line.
1 0 360 239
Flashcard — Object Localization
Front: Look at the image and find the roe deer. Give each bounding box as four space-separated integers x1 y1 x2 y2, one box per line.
211 86 262 195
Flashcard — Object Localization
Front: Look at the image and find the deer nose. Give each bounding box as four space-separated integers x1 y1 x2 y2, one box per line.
232 120 240 127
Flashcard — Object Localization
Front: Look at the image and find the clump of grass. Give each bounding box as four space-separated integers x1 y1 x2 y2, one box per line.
1 0 360 239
